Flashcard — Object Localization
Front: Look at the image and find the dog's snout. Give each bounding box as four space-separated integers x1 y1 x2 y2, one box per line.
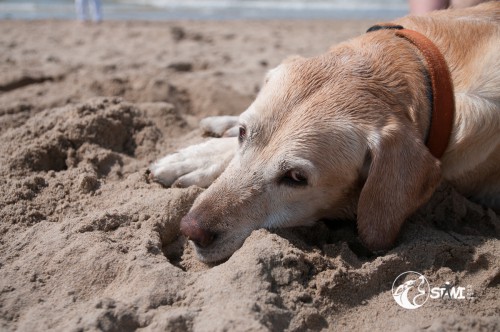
180 214 216 248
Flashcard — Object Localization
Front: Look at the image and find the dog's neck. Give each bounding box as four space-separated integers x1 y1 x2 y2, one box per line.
367 24 455 159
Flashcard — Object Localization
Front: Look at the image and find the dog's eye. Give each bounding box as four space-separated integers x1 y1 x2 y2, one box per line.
238 126 246 143
280 169 308 187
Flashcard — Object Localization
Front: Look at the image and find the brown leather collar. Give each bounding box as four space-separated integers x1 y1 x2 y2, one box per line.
367 24 455 159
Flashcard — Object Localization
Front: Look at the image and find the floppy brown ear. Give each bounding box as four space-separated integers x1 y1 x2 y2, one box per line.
357 123 441 252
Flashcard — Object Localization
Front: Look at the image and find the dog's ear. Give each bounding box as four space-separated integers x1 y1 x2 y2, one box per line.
357 122 441 252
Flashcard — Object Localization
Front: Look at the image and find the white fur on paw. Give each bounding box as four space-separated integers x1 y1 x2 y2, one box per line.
149 137 238 188
222 125 239 137
200 116 239 137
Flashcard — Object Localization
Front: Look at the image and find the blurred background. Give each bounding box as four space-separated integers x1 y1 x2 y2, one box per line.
0 0 409 20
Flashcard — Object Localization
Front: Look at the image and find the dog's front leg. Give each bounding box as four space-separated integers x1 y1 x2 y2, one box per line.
149 137 238 188
150 115 240 188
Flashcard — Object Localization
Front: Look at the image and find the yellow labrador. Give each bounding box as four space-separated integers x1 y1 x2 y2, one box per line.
150 2 500 262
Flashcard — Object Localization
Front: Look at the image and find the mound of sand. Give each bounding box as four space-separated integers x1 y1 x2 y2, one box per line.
0 20 498 331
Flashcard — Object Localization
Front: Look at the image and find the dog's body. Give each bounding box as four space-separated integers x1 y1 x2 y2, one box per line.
150 2 500 262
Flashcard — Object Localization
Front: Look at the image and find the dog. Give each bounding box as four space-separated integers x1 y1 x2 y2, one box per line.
150 2 500 262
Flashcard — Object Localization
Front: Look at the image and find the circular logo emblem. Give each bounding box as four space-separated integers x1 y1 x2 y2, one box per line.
392 271 430 309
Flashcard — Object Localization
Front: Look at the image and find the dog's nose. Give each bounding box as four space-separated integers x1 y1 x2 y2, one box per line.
179 214 216 248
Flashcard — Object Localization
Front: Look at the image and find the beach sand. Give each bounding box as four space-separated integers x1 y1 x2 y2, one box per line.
0 19 499 331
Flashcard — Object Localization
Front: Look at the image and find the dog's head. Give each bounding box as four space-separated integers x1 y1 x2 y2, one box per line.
181 39 441 262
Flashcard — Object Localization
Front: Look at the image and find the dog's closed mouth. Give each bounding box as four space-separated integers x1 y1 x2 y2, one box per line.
191 238 217 253
189 234 229 261
188 233 218 249
189 230 254 263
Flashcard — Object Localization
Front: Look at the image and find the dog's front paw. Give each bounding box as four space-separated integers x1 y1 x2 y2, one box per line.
200 116 239 137
149 137 238 188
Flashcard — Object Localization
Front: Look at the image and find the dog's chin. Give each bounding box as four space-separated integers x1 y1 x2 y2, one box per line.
192 232 249 263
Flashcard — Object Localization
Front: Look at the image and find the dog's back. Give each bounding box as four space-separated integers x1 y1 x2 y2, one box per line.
399 2 500 208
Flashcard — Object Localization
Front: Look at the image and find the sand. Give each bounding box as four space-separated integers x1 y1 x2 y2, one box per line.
0 19 498 331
